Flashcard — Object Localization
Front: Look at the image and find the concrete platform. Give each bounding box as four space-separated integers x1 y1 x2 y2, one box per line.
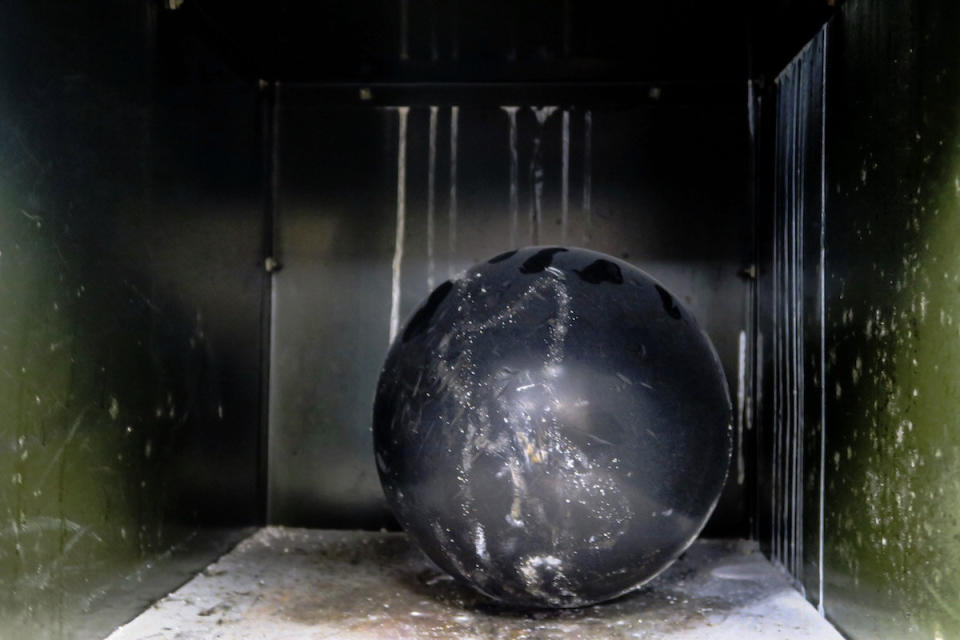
106 527 843 639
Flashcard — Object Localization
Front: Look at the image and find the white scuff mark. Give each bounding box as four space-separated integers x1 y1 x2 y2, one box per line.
10 518 103 591
389 106 409 343
37 406 92 488
5 515 86 538
432 265 630 588
526 554 561 568
108 396 120 421
124 281 159 312
19 208 42 227
474 523 488 561
616 372 632 385
518 554 575 604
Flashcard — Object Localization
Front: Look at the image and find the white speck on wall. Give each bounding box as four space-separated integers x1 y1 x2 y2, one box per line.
109 397 119 420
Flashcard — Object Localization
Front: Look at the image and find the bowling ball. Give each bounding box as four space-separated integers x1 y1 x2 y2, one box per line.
373 246 731 608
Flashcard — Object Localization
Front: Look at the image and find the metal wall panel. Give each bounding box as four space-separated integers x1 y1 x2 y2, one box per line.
0 3 265 637
821 1 960 637
764 1 960 636
268 89 753 536
759 28 827 605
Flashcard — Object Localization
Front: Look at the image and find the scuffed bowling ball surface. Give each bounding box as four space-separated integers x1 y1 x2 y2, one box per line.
373 246 732 608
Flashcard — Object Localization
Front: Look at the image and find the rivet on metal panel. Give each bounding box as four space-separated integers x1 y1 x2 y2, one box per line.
264 257 282 273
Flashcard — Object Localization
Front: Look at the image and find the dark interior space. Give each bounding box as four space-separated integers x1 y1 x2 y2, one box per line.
5 1 958 638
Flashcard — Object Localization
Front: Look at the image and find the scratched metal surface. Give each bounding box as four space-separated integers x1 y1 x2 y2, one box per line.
754 2 960 638
107 527 842 640
0 3 265 638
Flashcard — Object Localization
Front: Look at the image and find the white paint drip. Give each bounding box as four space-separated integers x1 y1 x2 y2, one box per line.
529 107 557 244
502 106 520 247
736 329 746 485
582 110 592 242
448 106 459 277
518 554 574 604
389 107 409 343
818 28 828 617
561 109 570 243
532 106 557 126
427 106 438 291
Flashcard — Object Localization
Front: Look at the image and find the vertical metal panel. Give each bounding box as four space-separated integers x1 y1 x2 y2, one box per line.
819 0 960 637
762 28 827 602
0 2 265 637
765 0 960 637
268 91 753 535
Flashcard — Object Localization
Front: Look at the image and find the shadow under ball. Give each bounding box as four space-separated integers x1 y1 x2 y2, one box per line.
373 246 732 608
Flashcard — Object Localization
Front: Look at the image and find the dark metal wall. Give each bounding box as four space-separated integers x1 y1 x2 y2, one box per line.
185 0 749 84
762 1 960 637
267 88 753 535
0 2 266 637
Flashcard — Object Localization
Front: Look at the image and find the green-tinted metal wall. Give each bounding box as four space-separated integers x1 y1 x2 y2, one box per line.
0 2 266 638
763 0 960 637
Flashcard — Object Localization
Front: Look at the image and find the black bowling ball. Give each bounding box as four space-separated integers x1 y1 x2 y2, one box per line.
373 246 731 608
